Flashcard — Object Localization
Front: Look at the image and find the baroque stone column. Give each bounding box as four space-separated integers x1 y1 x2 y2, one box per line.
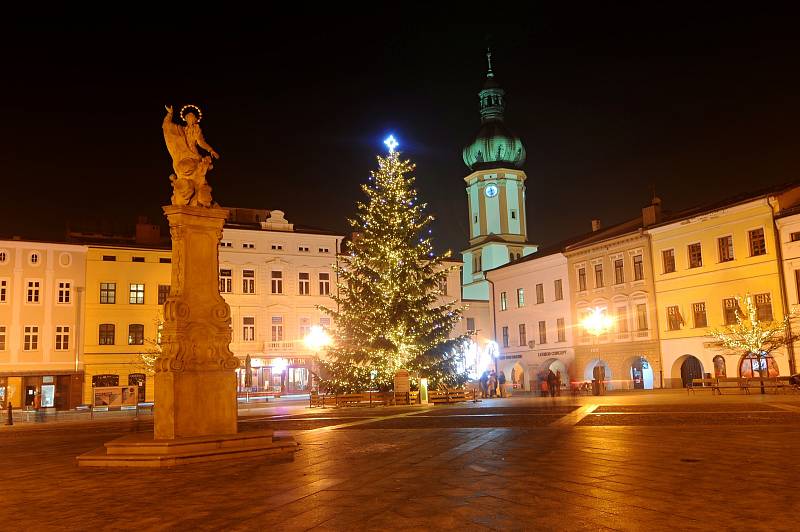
156 205 239 439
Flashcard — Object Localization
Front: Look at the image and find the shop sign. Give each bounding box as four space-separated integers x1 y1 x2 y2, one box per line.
394 369 410 393
537 351 567 357
498 354 522 360
93 386 139 408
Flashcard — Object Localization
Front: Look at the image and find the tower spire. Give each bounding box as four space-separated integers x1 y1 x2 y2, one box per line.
486 47 494 78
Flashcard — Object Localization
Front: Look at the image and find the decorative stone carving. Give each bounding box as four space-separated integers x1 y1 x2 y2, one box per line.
155 205 239 439
162 104 220 208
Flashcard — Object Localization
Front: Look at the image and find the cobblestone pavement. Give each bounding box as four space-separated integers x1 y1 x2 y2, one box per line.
2 391 800 531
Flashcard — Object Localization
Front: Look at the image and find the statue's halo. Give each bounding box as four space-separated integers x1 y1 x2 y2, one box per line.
180 104 203 123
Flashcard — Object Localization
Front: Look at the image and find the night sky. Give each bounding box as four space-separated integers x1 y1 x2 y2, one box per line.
2 10 800 254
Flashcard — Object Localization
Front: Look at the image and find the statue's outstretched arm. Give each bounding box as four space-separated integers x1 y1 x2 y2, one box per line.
196 130 220 159
163 105 174 128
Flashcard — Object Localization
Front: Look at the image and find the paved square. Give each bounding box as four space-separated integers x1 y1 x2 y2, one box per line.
2 391 800 530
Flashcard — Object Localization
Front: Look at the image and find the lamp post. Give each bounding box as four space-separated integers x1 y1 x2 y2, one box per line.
581 307 614 395
303 325 332 393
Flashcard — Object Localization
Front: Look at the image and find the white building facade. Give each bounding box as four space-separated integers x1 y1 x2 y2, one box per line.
487 250 574 392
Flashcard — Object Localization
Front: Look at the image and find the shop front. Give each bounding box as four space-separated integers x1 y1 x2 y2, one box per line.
237 356 316 395
0 372 84 410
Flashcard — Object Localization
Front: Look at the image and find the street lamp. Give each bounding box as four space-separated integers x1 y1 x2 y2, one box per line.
304 326 332 393
580 307 613 395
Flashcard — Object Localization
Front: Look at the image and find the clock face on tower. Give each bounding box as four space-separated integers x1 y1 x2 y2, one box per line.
485 184 498 198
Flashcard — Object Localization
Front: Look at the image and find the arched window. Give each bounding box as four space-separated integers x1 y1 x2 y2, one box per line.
713 355 726 377
739 353 779 378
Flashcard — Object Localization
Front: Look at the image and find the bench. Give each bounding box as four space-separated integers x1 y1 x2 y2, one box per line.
688 378 717 394
744 377 786 394
428 388 473 404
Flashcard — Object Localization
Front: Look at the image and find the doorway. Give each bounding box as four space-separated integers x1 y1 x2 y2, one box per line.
630 356 654 390
680 356 703 387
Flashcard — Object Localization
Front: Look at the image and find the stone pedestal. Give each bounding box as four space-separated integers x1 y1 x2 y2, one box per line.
78 205 297 467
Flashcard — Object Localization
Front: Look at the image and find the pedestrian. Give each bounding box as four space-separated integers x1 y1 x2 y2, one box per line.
479 371 489 398
498 370 507 398
34 391 44 422
547 369 557 398
488 371 498 398
555 370 562 397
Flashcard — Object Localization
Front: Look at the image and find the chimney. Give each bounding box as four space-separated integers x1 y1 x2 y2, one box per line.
135 217 162 245
591 219 601 232
642 196 662 227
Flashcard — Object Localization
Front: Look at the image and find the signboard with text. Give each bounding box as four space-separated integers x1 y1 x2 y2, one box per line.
93 386 139 408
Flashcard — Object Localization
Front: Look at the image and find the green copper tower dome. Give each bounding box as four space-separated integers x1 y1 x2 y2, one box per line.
462 49 526 170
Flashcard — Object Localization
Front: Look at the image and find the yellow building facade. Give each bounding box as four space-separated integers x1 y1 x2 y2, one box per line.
82 244 171 404
648 192 797 387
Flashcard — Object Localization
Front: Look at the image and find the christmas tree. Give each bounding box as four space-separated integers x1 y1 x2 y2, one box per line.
319 138 468 393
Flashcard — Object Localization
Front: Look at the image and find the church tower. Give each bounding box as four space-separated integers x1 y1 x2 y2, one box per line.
461 50 537 300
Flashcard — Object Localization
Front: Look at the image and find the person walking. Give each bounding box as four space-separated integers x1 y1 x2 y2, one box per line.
498 371 507 398
547 369 557 398
555 370 562 397
488 371 498 398
479 371 489 398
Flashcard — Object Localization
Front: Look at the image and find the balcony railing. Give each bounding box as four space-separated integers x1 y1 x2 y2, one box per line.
634 329 650 339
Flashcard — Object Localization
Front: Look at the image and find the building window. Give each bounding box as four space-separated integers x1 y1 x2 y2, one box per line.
26 280 40 303
299 272 310 295
128 373 146 403
500 291 508 311
594 264 604 288
754 293 773 322
556 318 566 342
128 324 144 345
243 316 255 342
667 306 683 331
0 279 7 303
796 270 800 304
158 284 170 305
438 277 448 295
578 268 587 291
0 325 5 350
219 269 232 293
693 302 708 328
271 316 284 342
636 304 648 331
518 324 527 346
319 317 331 327
517 288 525 307
23 325 39 350
319 247 330 253
688 243 702 268
749 228 766 256
473 254 482 273
536 283 544 304
242 269 255 294
713 355 727 378
29 252 39 265
538 321 547 344
501 326 509 347
129 284 145 304
662 249 676 273
102 255 116 261
718 236 734 262
510 209 517 220
132 256 145 263
0 250 6 264
617 306 628 333
466 317 476 333
271 271 283 294
723 298 740 325
791 232 800 242
614 259 624 285
57 281 72 304
299 246 310 252
633 255 644 281
100 282 116 304
220 241 233 248
319 273 330 295
55 325 70 350
99 324 115 345
243 243 255 249
554 279 563 300
299 317 311 338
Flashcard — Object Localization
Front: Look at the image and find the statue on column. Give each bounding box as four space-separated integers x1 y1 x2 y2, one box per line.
162 104 220 208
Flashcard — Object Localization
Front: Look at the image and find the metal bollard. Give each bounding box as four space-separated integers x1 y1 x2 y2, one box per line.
5 402 13 426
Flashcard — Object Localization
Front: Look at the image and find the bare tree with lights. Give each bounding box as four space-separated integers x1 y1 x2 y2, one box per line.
708 293 797 394
318 138 468 393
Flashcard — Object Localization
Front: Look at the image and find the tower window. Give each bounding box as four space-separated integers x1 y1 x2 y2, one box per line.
510 209 517 220
474 215 478 224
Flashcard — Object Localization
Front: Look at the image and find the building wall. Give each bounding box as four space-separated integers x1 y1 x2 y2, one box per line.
488 252 575 391
0 240 87 409
82 245 171 403
566 231 663 390
776 211 800 375
648 199 788 387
